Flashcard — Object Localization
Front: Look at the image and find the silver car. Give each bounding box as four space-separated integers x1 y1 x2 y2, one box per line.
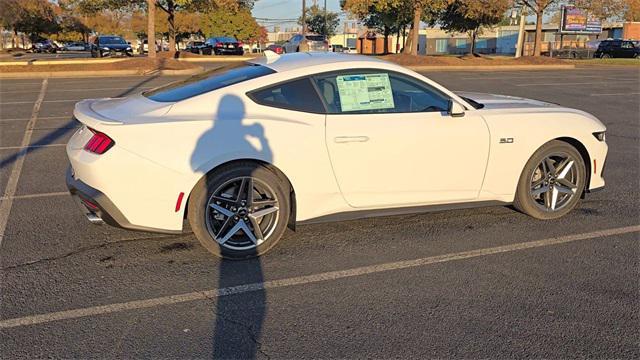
283 34 328 53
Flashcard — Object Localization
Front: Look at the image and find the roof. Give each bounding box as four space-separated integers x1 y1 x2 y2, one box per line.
248 52 385 73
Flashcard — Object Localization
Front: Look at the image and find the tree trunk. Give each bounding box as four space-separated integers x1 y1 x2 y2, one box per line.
148 0 156 58
167 0 176 53
403 27 412 54
534 10 543 57
12 30 18 49
410 4 422 56
383 27 389 54
470 30 477 56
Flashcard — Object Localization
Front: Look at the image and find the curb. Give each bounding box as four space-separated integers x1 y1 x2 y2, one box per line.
0 58 127 66
177 56 257 62
0 66 203 79
406 64 576 71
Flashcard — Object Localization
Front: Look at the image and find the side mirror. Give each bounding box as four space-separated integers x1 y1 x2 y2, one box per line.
448 100 466 118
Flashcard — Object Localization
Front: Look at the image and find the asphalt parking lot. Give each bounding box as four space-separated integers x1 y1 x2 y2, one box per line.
0 67 638 358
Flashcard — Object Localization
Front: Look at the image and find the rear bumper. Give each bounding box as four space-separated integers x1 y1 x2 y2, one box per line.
66 166 182 235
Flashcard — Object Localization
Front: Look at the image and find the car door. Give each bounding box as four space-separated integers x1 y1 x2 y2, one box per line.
621 41 636 58
314 70 490 208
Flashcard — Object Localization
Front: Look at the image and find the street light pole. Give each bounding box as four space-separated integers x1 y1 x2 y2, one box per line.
515 6 527 58
324 0 327 39
302 0 307 35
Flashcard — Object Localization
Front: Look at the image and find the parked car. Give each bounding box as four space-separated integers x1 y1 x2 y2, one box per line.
137 39 164 54
67 52 608 259
331 44 344 53
205 37 244 55
266 44 284 54
91 35 133 58
594 39 640 58
186 41 211 55
63 42 89 51
32 40 59 53
345 46 358 54
283 33 328 53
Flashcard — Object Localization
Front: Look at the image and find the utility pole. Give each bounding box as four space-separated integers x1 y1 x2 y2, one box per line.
515 5 527 58
148 0 156 58
302 0 307 35
323 0 327 39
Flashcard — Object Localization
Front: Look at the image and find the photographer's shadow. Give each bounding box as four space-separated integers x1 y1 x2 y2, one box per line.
190 94 271 359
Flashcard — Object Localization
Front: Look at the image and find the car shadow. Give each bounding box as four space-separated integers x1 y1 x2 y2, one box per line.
189 94 271 358
0 75 160 170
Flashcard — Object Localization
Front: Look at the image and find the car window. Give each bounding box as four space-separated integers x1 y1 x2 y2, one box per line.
144 64 275 102
248 78 325 113
622 41 634 49
313 70 450 114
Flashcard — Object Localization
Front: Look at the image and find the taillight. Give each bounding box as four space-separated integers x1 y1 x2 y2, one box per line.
237 41 244 46
215 42 223 47
84 128 114 154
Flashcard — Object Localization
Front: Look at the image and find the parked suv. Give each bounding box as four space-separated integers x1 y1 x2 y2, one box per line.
283 34 328 53
204 37 244 55
186 41 211 54
594 39 640 58
91 35 133 57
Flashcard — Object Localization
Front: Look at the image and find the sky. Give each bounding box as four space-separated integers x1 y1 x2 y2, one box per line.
252 0 344 31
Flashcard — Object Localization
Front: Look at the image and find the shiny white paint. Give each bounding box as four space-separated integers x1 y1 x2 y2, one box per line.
67 53 608 232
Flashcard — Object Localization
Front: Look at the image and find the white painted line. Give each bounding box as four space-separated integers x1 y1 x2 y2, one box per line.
516 80 638 87
463 75 604 80
0 191 68 201
0 224 637 329
0 79 48 247
0 143 66 151
590 92 640 97
1 99 79 105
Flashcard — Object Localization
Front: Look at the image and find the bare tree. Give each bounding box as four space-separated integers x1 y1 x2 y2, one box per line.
516 0 559 56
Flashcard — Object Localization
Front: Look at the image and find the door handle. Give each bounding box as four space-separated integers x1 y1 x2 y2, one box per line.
334 136 369 143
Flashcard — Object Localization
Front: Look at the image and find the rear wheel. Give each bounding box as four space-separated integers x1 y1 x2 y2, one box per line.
601 53 611 59
514 141 586 220
188 162 290 259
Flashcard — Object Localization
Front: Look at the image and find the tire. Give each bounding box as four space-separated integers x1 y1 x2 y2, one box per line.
601 53 610 59
513 140 586 220
188 162 290 259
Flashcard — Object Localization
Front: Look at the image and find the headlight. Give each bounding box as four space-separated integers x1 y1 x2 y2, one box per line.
593 131 606 142
126 47 131 50
102 47 109 51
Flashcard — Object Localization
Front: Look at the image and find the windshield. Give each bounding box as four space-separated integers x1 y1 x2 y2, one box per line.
144 63 275 102
100 36 126 45
306 35 325 41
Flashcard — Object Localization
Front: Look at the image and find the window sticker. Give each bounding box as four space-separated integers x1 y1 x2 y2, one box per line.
336 73 395 112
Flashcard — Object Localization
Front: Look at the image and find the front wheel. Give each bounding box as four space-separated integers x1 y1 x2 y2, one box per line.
188 162 290 259
514 140 586 220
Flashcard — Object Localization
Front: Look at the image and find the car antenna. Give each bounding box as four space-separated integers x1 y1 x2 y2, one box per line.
263 50 280 63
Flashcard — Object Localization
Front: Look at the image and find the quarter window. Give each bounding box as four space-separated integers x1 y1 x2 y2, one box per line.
248 78 325 113
314 71 450 114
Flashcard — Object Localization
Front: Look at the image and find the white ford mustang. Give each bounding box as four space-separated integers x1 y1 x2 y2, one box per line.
67 52 608 258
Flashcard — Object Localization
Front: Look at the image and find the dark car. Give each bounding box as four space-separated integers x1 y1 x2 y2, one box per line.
91 35 133 58
204 36 244 55
63 41 89 51
266 43 284 54
594 39 640 59
32 39 59 53
186 41 211 55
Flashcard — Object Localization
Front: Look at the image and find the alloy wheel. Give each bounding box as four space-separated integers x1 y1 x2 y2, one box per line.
529 153 579 212
205 176 280 251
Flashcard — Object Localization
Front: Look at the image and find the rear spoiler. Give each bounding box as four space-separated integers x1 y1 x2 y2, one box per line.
73 99 123 127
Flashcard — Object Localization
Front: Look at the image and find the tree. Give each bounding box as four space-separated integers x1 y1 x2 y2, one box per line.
571 0 628 21
0 0 60 43
342 0 413 54
515 0 562 56
200 8 261 41
148 0 156 58
627 0 640 21
298 4 340 38
434 0 509 56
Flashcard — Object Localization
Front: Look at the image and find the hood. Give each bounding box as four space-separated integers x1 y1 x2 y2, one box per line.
457 92 560 110
88 94 173 123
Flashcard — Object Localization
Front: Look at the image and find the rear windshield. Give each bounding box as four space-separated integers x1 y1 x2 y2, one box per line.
306 35 325 41
216 37 237 43
144 64 275 102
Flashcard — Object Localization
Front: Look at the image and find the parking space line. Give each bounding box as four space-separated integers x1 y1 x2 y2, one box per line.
0 87 152 94
0 143 66 151
1 99 78 105
0 79 48 247
0 192 68 201
0 224 637 329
